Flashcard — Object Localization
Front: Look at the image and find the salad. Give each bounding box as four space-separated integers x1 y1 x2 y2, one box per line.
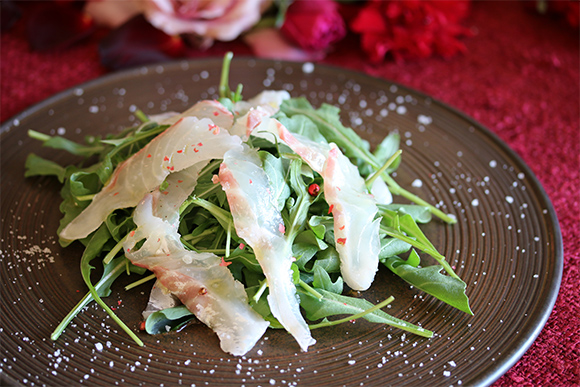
25 54 472 356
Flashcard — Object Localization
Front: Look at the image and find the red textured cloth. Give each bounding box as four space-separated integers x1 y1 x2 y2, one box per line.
1 1 578 386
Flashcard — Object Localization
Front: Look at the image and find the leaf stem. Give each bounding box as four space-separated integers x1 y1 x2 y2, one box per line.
365 150 402 188
298 280 323 301
51 259 127 341
103 234 129 265
125 273 156 291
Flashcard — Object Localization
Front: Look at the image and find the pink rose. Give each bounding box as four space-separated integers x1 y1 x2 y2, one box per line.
280 0 346 52
86 0 269 46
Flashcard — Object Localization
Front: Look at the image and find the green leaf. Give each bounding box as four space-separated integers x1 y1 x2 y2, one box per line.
311 247 341 273
28 130 105 157
383 251 473 315
312 265 343 294
145 305 196 334
51 255 129 341
24 153 67 182
280 98 375 163
80 224 143 345
379 237 412 259
298 287 433 337
292 230 328 271
373 133 402 172
276 113 328 144
380 204 432 224
307 215 334 240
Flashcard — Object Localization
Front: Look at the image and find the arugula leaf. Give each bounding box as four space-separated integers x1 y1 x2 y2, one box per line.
24 154 67 182
379 237 412 259
280 98 373 163
292 230 328 271
383 250 473 315
298 287 433 338
379 204 432 224
79 224 143 345
51 255 129 341
28 129 105 157
145 306 196 334
373 132 402 172
312 265 343 294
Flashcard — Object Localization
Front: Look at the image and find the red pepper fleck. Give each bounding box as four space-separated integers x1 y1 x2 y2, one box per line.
162 191 169 195
177 150 183 153
197 142 203 146
193 148 199 153
278 223 286 234
129 230 135 237
113 192 119 196
239 243 245 250
213 111 219 116
219 257 232 267
328 204 334 214
139 321 146 331
177 180 183 183
337 237 347 245
208 124 217 131
308 183 320 196
164 156 170 162
117 300 122 306
339 225 345 230
249 179 253 184
147 154 152 158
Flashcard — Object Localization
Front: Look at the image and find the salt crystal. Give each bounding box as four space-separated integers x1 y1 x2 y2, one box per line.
302 63 314 74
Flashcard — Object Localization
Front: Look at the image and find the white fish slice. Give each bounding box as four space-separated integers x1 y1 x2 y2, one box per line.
323 145 381 291
160 99 234 128
218 145 316 352
250 118 381 290
60 115 242 241
125 194 269 356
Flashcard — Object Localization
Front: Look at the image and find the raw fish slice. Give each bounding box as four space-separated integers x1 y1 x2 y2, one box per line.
60 117 242 241
251 117 329 173
250 118 381 290
229 106 273 140
323 146 381 291
218 145 316 352
233 90 291 116
153 162 205 225
142 280 180 320
125 194 269 356
160 100 234 129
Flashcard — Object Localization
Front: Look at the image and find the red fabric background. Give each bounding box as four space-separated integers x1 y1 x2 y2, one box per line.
1 1 578 385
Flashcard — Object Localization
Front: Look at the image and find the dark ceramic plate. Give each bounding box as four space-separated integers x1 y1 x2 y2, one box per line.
0 59 562 386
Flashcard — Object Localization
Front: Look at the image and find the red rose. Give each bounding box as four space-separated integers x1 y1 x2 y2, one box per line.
280 0 346 52
351 0 472 63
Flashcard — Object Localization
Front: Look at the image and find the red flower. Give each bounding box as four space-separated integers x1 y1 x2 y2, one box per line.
351 0 472 63
280 0 346 52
